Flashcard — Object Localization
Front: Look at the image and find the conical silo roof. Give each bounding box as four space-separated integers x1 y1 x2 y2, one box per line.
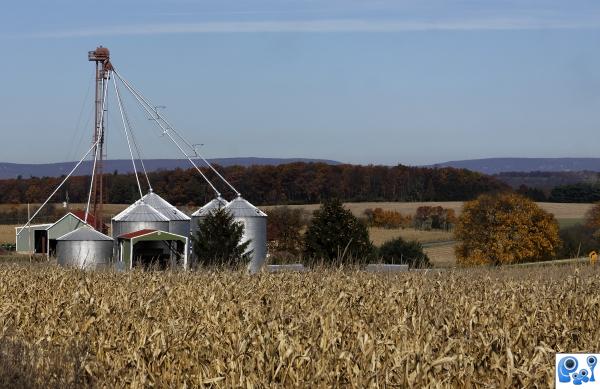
112 201 169 222
225 196 267 218
141 191 190 221
57 226 113 241
192 197 229 217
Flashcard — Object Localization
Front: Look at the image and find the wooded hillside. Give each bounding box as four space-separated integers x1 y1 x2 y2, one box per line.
0 163 509 206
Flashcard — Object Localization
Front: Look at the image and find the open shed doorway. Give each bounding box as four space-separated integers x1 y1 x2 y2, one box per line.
131 240 185 270
34 230 47 254
118 229 188 270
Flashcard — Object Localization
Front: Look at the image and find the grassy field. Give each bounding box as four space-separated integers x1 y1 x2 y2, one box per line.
422 242 456 268
0 203 130 221
262 201 594 220
0 262 597 387
368 227 453 246
2 201 592 221
0 225 17 245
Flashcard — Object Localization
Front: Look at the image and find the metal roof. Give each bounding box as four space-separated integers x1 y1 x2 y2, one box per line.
191 197 229 217
15 224 53 231
71 210 107 227
225 196 267 218
118 229 157 239
140 191 190 221
57 226 113 241
112 201 170 222
118 229 187 242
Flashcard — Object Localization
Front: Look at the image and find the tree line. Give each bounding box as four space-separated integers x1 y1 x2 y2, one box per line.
515 183 600 203
0 162 509 206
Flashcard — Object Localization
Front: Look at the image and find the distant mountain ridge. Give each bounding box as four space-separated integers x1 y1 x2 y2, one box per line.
432 158 600 174
0 158 341 179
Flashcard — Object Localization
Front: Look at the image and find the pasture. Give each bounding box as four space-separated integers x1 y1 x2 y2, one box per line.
261 201 594 221
0 262 597 387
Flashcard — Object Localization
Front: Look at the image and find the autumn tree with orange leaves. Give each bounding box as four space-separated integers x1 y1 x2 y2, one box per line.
455 193 560 265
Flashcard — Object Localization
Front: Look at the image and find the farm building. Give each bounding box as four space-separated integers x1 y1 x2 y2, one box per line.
117 229 188 269
15 210 106 257
16 47 268 273
56 226 113 269
47 211 105 257
225 196 267 273
15 223 52 253
136 190 191 237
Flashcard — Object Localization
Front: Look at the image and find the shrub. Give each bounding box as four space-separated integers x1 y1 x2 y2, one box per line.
191 208 251 267
377 238 431 268
585 202 600 233
267 207 306 262
558 224 597 259
455 193 560 266
364 208 411 229
413 206 456 231
303 199 373 263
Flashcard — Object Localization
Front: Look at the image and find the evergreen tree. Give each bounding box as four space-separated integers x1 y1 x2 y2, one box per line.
378 238 430 268
192 208 251 267
303 199 373 263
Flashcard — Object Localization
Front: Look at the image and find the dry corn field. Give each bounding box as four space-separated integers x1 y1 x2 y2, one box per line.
1 264 599 387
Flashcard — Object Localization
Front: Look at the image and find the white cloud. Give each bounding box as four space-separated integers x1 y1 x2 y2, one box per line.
33 17 600 38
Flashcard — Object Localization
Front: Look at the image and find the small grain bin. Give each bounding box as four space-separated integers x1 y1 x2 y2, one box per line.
190 196 229 237
225 196 267 274
111 201 170 239
139 190 190 237
56 226 113 269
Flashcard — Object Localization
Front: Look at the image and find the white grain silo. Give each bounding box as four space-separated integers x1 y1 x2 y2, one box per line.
225 196 267 274
190 196 229 237
111 201 170 238
139 190 190 237
56 226 113 269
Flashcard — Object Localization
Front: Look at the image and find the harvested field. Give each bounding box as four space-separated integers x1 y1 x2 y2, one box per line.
262 201 593 220
0 225 17 244
423 242 457 268
0 263 597 387
1 201 592 221
369 227 453 246
0 203 129 220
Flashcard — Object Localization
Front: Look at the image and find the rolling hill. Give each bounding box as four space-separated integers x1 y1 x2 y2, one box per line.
432 158 600 174
0 158 341 179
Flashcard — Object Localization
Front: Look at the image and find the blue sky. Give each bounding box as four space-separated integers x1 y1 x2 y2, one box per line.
1 0 600 165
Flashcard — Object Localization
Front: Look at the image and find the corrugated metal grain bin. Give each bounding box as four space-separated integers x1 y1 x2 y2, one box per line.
56 227 113 269
111 201 170 239
225 196 267 274
139 190 190 237
190 197 229 238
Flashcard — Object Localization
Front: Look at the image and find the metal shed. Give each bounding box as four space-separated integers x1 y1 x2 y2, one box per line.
15 223 52 253
117 229 188 270
56 226 113 269
138 190 191 237
46 211 95 257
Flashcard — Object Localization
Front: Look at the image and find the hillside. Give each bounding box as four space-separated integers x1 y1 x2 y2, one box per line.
0 158 341 180
0 163 508 206
432 158 600 174
495 171 600 189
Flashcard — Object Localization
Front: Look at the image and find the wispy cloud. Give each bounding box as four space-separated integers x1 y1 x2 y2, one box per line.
33 17 600 38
